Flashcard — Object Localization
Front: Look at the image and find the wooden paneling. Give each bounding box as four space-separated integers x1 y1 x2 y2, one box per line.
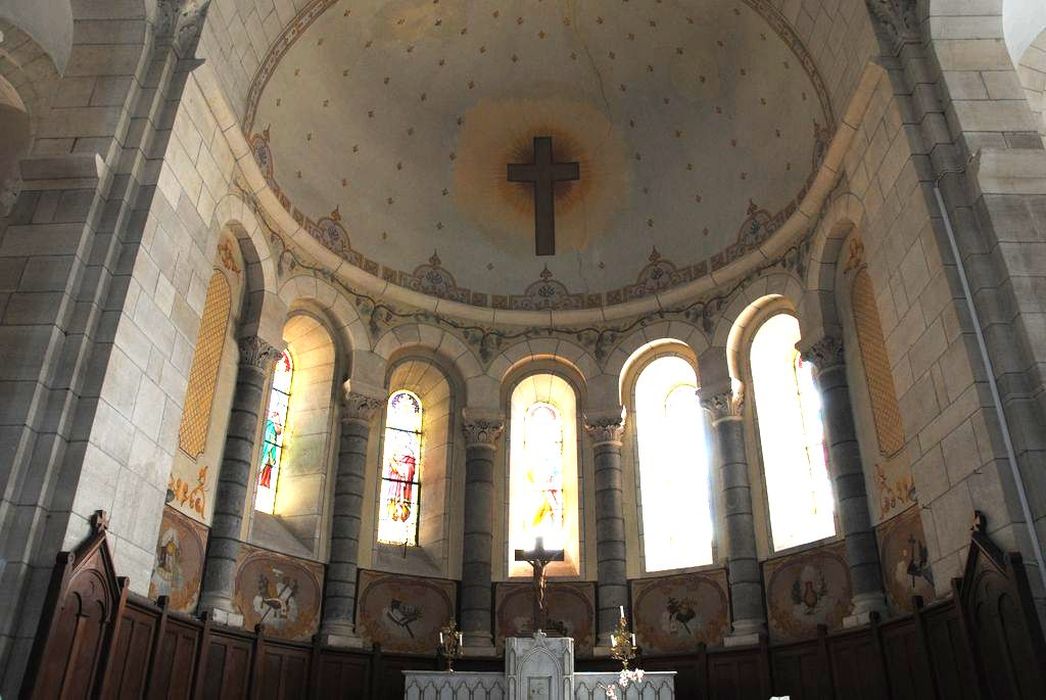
104 604 156 699
22 513 1046 700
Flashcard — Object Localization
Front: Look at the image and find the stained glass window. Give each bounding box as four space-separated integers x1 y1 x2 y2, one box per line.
377 390 423 546
255 350 293 514
520 402 565 547
636 355 713 570
509 373 579 575
750 313 835 551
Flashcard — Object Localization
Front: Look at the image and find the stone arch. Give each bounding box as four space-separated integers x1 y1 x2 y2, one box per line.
710 270 805 366
0 20 59 214
487 337 599 387
372 323 482 395
0 0 73 73
603 318 709 388
1016 27 1046 136
277 273 370 364
1003 0 1046 70
800 192 867 342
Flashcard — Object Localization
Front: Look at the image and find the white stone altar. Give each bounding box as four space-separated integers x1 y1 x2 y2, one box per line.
403 633 675 700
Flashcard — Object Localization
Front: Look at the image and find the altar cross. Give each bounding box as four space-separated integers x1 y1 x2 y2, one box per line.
507 136 580 257
514 537 565 633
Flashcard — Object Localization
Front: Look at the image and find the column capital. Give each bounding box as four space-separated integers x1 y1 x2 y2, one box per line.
583 412 626 447
342 391 385 425
461 409 505 448
237 335 283 370
799 335 845 372
700 384 744 422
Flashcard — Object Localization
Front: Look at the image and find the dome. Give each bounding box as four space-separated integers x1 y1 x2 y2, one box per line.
245 0 833 315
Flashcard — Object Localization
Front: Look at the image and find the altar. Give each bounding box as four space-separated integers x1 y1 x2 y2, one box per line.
403 632 676 699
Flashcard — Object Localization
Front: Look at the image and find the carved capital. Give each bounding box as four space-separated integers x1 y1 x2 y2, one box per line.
238 336 282 371
583 413 626 447
864 0 919 49
800 336 845 372
157 0 211 55
342 392 384 425
699 386 744 421
461 411 505 448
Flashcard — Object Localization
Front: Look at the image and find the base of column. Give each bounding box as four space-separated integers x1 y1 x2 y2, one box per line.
207 607 245 629
843 592 888 628
461 632 496 657
319 621 367 649
723 619 765 647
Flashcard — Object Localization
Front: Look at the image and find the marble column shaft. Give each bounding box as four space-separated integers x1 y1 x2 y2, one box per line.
321 392 384 639
460 414 505 649
702 389 765 634
584 414 628 646
803 336 884 605
199 336 282 615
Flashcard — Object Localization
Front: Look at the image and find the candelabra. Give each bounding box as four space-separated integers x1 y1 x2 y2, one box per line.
609 607 638 671
437 619 463 671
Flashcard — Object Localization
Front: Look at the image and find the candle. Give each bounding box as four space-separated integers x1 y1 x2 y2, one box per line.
457 632 463 645
619 605 625 619
631 633 637 647
439 632 444 645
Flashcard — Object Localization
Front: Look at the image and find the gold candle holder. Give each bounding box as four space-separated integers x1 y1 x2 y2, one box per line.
609 607 638 671
437 619 463 671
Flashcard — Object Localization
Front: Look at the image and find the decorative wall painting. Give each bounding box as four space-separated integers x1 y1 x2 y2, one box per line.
149 505 208 613
877 505 936 613
356 570 456 654
233 545 323 641
630 570 729 653
764 541 853 641
495 581 595 656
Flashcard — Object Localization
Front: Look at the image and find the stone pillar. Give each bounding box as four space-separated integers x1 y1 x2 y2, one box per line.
583 412 628 649
459 411 505 653
700 385 766 645
198 336 282 624
801 336 887 624
320 390 385 646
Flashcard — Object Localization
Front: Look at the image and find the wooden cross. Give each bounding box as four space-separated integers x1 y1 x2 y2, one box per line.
507 136 580 256
514 537 565 633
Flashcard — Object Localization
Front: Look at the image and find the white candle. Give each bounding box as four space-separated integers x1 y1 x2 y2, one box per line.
439 632 444 645
631 633 636 646
619 605 625 619
457 632 463 645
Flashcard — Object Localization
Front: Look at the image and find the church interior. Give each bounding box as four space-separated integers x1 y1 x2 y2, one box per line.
1 0 1046 697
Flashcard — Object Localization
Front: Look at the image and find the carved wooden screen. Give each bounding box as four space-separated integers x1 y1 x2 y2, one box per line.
22 511 129 699
956 512 1046 699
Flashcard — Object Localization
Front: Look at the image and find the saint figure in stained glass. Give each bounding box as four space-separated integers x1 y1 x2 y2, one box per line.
522 402 564 547
378 390 423 545
255 350 293 513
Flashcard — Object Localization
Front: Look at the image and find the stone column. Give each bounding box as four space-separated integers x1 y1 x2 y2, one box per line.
320 390 385 646
801 336 887 624
198 336 282 624
700 385 766 645
583 412 628 649
459 411 505 653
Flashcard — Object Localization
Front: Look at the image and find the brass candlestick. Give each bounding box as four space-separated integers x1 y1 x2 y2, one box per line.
609 607 638 671
437 619 463 671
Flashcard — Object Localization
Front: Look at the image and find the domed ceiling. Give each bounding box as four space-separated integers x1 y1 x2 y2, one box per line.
246 0 832 311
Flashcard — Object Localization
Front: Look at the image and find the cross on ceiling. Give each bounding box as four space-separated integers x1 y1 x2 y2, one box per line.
507 136 580 256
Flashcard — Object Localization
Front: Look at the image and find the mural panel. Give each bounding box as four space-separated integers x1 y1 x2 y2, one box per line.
764 541 853 642
149 505 208 613
233 545 323 641
630 570 729 653
877 505 936 613
356 570 456 654
495 581 595 656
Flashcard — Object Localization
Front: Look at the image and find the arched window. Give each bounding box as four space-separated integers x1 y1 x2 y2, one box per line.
255 350 293 514
750 313 835 551
377 390 423 546
635 355 713 570
509 373 580 576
